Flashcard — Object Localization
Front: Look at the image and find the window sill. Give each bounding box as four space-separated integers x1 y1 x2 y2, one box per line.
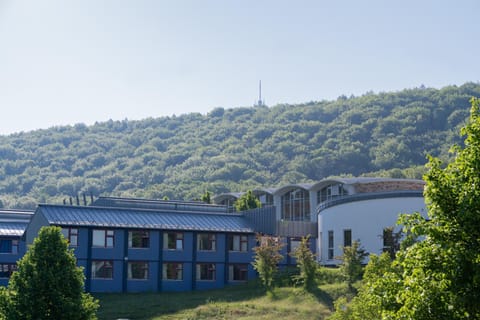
163 279 184 281
196 279 216 282
127 278 149 281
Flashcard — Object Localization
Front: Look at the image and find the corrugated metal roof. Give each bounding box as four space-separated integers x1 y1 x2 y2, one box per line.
0 210 33 236
0 222 29 236
93 197 228 213
38 205 254 233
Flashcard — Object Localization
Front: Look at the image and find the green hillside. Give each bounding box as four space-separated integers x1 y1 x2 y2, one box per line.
1 82 479 209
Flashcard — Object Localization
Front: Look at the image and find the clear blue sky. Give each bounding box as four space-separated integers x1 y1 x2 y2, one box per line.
1 0 479 135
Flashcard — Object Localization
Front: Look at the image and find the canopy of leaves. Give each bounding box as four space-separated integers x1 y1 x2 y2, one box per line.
5 226 98 320
234 190 261 211
0 83 479 208
338 240 368 290
291 235 317 290
252 235 284 291
332 98 480 319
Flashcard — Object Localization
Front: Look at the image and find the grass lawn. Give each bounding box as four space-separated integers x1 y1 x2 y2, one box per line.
95 282 349 320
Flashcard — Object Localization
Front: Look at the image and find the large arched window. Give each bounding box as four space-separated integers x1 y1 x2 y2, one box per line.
317 184 348 204
216 196 238 213
281 188 310 221
254 192 273 206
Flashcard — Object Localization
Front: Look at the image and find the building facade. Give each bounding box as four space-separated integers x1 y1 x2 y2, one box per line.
24 198 259 293
0 209 33 287
0 177 426 292
214 177 426 266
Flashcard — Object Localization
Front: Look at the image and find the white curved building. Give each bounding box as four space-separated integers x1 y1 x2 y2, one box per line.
317 187 426 265
214 177 427 266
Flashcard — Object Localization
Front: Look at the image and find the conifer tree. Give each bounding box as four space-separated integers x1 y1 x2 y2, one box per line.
6 226 98 320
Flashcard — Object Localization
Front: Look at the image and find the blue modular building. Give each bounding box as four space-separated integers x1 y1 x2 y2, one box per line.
0 209 34 287
24 198 263 293
0 195 316 293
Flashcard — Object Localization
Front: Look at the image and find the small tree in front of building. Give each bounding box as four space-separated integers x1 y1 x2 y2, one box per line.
235 190 261 212
5 226 98 320
292 235 317 290
252 235 284 292
338 240 368 291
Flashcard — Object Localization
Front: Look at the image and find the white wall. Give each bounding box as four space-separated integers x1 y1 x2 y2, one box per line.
317 196 427 265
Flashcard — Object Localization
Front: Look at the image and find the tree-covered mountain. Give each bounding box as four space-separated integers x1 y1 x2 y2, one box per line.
1 82 479 209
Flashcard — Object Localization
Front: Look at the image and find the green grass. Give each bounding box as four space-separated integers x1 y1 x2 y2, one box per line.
95 281 349 320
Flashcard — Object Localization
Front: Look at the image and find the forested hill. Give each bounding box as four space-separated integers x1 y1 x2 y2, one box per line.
1 82 480 209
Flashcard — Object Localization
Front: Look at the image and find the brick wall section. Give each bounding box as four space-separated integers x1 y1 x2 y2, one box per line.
353 181 425 194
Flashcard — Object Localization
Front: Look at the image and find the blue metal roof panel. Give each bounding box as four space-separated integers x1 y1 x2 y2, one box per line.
0 210 33 236
38 205 254 233
0 222 28 236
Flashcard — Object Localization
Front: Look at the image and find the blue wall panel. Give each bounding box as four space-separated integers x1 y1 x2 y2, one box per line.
89 260 123 292
127 230 160 261
162 232 193 262
161 262 193 292
126 261 159 292
196 233 226 263
195 263 225 290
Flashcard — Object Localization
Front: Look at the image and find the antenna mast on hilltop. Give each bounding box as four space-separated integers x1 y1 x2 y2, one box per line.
255 80 265 107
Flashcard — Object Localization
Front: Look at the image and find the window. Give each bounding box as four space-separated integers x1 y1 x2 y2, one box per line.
383 228 393 252
196 263 216 281
228 264 247 282
91 260 113 279
257 193 274 206
61 228 78 246
228 234 248 252
197 234 216 251
328 230 334 260
317 184 348 203
290 238 301 254
163 263 183 280
0 264 17 278
343 229 352 247
92 229 114 248
281 188 310 221
382 227 400 259
0 238 18 254
163 232 184 250
128 261 148 280
129 230 149 248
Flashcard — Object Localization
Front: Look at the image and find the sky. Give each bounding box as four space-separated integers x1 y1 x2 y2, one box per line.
0 0 479 135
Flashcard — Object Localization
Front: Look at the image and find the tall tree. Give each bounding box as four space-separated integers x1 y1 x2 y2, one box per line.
409 96 480 318
252 235 283 292
338 240 368 291
332 97 480 319
6 226 98 320
291 235 317 290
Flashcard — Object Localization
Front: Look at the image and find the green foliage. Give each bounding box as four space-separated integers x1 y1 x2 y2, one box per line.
0 83 479 208
317 267 344 285
6 226 98 320
292 235 317 290
95 282 346 320
338 240 368 290
331 98 480 319
330 253 400 320
235 190 262 211
381 226 403 259
252 235 284 291
200 190 211 204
